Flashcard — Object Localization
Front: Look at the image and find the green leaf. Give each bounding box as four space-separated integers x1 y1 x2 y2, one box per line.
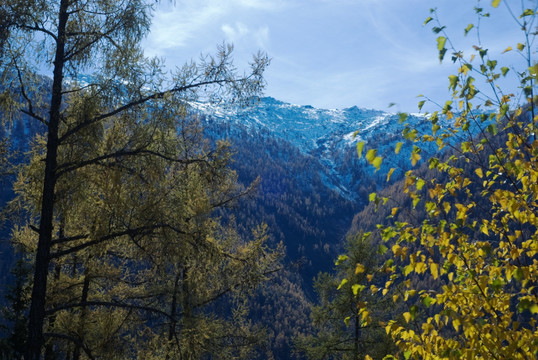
491 0 501 8
501 67 510 76
432 26 446 34
378 244 388 255
487 59 497 70
369 192 377 202
344 316 350 326
520 9 535 17
439 48 447 62
357 141 365 159
398 112 408 124
416 178 426 190
514 267 524 282
448 75 459 91
487 123 498 135
418 100 426 111
517 299 534 313
422 295 434 308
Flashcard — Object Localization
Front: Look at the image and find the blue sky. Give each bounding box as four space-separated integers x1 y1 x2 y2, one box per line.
144 0 527 112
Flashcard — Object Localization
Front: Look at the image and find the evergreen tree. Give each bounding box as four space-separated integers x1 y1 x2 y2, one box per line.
0 258 31 360
294 233 393 360
0 1 270 359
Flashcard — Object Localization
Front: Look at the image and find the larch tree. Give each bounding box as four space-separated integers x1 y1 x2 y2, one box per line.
0 1 271 359
351 1 538 359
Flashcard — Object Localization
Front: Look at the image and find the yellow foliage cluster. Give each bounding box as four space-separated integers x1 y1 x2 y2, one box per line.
351 1 538 359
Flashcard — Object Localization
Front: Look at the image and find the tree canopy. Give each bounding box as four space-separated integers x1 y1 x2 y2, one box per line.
350 1 538 359
0 1 274 359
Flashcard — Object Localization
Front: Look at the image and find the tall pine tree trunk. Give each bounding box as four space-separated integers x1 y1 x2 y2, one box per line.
25 1 68 358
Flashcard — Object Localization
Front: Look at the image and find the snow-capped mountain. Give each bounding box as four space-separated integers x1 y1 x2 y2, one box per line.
193 97 433 199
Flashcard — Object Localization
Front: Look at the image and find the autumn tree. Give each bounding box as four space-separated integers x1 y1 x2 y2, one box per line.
350 1 538 359
0 1 270 359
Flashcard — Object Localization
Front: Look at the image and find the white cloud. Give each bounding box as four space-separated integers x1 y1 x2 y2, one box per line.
221 22 270 48
221 22 250 42
254 26 270 48
145 0 284 56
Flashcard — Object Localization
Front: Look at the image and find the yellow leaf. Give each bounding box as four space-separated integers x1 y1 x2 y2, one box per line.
387 167 395 182
385 322 393 335
395 142 403 154
357 141 365 159
382 288 389 296
502 46 512 53
366 149 377 163
337 278 348 290
372 156 383 171
481 223 489 236
403 312 411 323
355 263 365 274
475 168 483 178
411 152 421 166
430 262 439 279
452 318 461 331
491 0 501 8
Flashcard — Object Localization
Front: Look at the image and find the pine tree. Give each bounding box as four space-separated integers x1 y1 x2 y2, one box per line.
294 233 393 360
0 1 269 358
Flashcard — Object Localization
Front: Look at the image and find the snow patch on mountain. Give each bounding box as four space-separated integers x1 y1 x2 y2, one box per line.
192 97 435 200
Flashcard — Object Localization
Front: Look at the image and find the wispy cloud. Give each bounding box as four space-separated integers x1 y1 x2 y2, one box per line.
221 22 270 48
145 0 284 56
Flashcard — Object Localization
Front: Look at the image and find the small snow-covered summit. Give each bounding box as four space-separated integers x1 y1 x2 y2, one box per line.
194 97 417 155
194 97 432 199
